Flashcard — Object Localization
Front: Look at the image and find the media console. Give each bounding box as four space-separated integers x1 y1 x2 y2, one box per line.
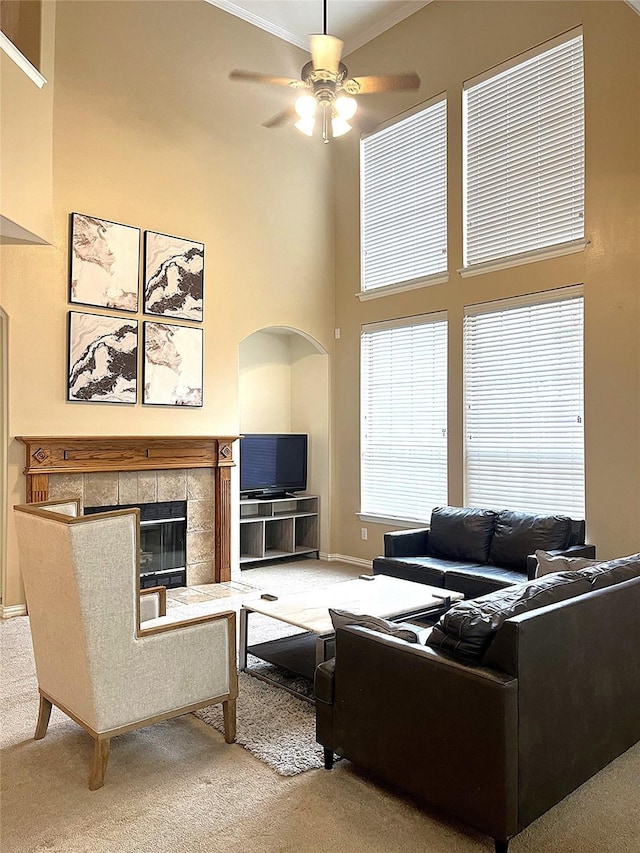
239 494 319 566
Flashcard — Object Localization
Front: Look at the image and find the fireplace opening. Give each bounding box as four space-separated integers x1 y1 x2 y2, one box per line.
84 501 187 590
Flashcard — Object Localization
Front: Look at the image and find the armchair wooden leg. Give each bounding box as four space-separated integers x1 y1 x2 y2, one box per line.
323 748 334 770
222 699 236 743
495 840 509 853
34 694 52 740
88 737 110 790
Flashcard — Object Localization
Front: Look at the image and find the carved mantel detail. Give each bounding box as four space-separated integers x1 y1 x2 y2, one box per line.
17 436 238 583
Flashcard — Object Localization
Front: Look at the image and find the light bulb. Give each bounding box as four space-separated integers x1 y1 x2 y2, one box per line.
331 116 352 138
335 96 357 120
295 95 317 119
295 116 316 137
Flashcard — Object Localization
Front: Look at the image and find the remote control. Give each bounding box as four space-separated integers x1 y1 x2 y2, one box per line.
261 593 278 601
359 574 376 581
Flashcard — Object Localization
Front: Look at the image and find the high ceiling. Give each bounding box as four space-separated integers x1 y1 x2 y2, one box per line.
205 0 432 55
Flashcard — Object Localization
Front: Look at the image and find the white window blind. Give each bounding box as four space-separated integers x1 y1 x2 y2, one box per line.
464 288 584 517
361 98 447 293
463 30 585 268
361 314 448 523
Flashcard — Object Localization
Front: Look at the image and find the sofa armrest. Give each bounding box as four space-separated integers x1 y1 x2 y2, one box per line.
383 527 430 557
526 544 597 580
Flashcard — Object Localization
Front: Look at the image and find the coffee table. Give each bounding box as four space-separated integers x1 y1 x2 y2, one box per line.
239 575 463 700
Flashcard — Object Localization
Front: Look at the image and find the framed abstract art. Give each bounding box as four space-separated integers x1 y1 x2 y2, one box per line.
67 311 138 404
69 213 140 312
144 231 204 322
143 321 203 407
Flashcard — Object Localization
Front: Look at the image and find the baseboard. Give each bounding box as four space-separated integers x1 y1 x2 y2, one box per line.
320 553 373 570
1 603 27 619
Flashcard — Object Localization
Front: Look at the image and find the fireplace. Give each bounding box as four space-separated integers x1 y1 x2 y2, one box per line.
17 435 238 584
85 500 187 589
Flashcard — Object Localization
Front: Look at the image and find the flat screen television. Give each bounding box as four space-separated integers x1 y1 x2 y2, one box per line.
240 433 308 498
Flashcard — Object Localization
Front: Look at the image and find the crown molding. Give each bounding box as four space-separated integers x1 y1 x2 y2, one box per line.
204 0 309 51
343 2 432 56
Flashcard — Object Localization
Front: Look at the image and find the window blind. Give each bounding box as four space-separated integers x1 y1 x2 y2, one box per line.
464 288 584 517
463 30 584 268
361 313 448 522
361 98 447 292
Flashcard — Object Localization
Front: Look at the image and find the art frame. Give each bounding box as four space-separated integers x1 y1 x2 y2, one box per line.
69 213 140 312
67 311 138 404
144 230 204 322
143 321 203 408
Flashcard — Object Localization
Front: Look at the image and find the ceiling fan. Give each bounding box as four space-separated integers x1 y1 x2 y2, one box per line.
229 0 420 143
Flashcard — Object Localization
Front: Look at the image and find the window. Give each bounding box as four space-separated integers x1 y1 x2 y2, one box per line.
361 314 447 523
463 30 585 272
464 288 584 517
360 97 448 298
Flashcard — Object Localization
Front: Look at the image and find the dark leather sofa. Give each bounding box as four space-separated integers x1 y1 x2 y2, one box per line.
315 554 640 852
373 505 595 598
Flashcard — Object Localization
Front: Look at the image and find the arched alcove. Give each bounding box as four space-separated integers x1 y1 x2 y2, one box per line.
238 327 331 560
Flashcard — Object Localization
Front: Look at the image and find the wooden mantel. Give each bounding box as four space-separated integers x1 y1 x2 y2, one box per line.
17 435 239 583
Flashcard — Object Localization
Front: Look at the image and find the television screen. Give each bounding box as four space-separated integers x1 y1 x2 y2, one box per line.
240 434 307 497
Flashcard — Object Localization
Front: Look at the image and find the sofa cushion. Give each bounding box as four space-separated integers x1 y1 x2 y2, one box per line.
329 609 419 643
444 565 527 598
489 511 573 570
428 506 498 563
426 571 593 662
535 549 600 577
373 556 485 588
577 553 640 589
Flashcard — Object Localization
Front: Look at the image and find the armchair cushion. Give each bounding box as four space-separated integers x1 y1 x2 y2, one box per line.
428 506 498 563
489 511 573 570
329 608 420 643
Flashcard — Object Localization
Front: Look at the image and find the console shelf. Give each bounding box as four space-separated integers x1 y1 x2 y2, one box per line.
240 495 319 565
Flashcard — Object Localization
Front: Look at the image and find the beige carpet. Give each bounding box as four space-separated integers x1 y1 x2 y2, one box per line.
1 559 639 853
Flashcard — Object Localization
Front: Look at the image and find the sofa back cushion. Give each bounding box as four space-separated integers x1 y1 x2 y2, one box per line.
426 572 593 663
428 506 498 563
488 510 572 570
577 553 640 589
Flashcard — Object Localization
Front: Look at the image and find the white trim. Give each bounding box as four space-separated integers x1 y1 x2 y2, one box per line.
322 553 373 570
458 239 589 279
464 284 584 318
357 514 428 529
343 2 433 56
463 26 583 90
1 604 27 619
357 272 449 301
0 33 47 88
362 310 447 334
204 0 309 50
625 1 640 14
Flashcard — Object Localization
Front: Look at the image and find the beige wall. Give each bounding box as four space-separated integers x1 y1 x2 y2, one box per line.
332 1 640 562
1 0 333 606
0 0 55 243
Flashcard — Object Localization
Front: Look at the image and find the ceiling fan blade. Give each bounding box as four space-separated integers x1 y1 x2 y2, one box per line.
262 106 298 129
348 72 421 95
310 34 344 74
229 69 302 88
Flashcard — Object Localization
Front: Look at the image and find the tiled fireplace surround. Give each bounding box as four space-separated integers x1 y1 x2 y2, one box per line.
49 468 216 586
17 436 237 586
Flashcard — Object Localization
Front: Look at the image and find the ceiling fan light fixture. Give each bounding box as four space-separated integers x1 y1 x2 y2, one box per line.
331 116 352 138
295 94 317 119
335 95 357 121
295 116 316 137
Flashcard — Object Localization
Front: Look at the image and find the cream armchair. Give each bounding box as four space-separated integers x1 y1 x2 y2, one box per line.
13 499 238 790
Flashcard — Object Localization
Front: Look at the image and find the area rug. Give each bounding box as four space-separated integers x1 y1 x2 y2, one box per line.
194 670 324 776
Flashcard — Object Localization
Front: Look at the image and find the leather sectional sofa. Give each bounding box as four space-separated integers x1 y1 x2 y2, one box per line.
315 554 640 852
373 505 595 598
